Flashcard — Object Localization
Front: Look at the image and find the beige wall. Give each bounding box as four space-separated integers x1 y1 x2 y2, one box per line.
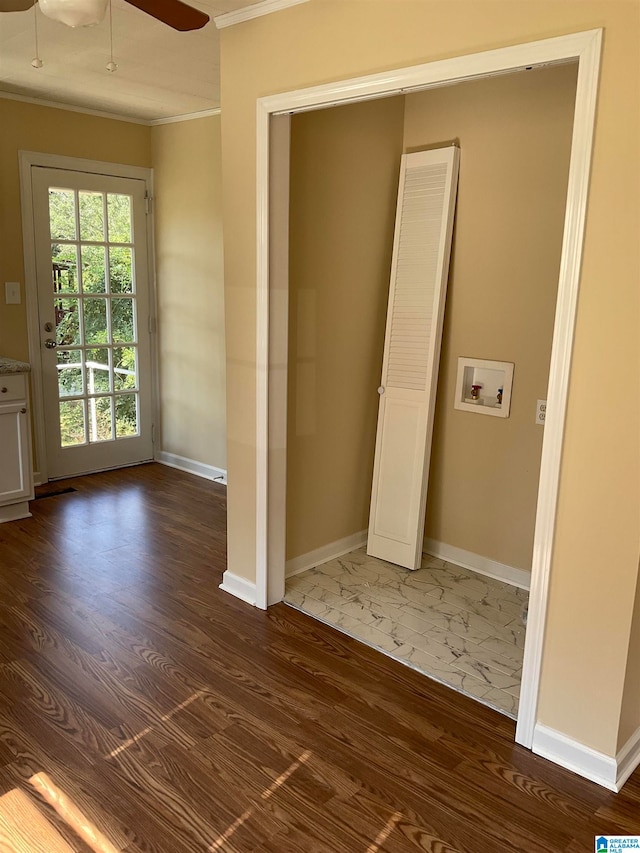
286 97 404 559
151 116 226 470
0 98 151 362
220 0 640 757
408 65 577 571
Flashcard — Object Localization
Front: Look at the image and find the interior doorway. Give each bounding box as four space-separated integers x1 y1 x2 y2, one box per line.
247 28 602 750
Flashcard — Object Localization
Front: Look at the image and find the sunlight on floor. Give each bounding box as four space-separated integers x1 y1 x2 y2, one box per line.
0 759 405 853
0 787 75 852
4 681 405 852
106 689 206 758
209 749 312 851
366 811 402 853
30 773 118 853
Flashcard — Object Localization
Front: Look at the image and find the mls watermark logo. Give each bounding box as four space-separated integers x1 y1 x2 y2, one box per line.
596 837 640 851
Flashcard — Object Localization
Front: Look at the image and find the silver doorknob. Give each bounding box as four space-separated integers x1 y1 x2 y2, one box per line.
44 339 57 349
378 386 385 395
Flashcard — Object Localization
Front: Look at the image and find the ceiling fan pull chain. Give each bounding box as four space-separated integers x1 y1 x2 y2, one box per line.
106 0 117 72
31 1 43 69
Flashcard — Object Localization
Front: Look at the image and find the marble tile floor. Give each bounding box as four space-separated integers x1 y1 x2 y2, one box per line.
283 548 529 719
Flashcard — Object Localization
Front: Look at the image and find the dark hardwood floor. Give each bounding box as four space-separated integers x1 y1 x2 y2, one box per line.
0 462 637 851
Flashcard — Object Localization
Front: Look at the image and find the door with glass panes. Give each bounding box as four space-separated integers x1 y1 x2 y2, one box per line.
32 167 153 478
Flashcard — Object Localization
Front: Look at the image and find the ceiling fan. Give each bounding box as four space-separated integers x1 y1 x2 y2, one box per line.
0 0 209 30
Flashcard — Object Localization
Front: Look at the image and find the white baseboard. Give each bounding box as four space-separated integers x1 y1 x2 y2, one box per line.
424 538 531 591
285 531 530 589
285 529 368 578
532 724 618 791
156 451 227 485
33 472 43 487
616 725 640 791
219 570 256 606
0 501 32 523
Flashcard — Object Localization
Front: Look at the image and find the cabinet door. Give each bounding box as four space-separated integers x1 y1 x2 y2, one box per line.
0 403 32 505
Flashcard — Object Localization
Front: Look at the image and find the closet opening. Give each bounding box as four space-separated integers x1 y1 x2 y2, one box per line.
281 63 578 722
244 28 602 750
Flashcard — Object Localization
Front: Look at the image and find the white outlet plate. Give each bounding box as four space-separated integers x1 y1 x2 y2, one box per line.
5 282 21 305
536 399 547 425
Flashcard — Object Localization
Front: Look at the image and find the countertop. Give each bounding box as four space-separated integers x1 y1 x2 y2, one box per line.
0 356 31 375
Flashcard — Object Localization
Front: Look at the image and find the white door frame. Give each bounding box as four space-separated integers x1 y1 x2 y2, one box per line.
19 151 158 484
252 29 602 750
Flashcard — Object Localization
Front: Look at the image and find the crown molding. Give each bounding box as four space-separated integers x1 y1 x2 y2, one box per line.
0 90 222 126
214 0 309 30
150 108 221 126
0 89 151 125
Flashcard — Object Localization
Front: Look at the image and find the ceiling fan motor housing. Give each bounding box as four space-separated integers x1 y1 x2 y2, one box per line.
39 0 108 27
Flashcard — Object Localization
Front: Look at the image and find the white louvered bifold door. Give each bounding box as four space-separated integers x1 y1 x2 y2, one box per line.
367 147 459 570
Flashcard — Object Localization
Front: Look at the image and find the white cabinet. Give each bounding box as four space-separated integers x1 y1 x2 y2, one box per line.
0 371 34 522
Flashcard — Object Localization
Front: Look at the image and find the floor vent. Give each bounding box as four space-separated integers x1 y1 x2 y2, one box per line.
33 486 77 501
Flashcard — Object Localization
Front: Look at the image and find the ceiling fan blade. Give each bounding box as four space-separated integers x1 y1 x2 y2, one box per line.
124 0 209 31
0 0 35 10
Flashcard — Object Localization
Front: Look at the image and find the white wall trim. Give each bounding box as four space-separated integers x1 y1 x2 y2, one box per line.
219 571 257 606
156 450 227 484
255 28 603 755
255 99 270 610
0 89 151 125
515 28 602 751
533 722 640 792
146 169 161 486
259 32 598 117
0 502 31 524
19 150 153 181
532 724 618 791
215 0 309 29
616 725 640 791
265 113 292 607
19 151 155 483
150 109 221 126
285 530 530 588
286 530 368 578
0 89 222 126
424 539 530 590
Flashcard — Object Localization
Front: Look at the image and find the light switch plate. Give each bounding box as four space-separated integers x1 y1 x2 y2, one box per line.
536 399 547 425
5 282 21 305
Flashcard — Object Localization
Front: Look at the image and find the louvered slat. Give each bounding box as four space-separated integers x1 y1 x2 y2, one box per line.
385 162 448 391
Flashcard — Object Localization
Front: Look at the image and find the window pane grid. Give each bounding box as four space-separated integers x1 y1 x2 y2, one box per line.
60 399 87 447
56 349 139 394
49 188 140 444
49 240 134 249
55 397 140 404
56 390 140 400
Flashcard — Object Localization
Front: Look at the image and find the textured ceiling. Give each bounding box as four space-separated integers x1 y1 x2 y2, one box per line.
0 0 249 120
